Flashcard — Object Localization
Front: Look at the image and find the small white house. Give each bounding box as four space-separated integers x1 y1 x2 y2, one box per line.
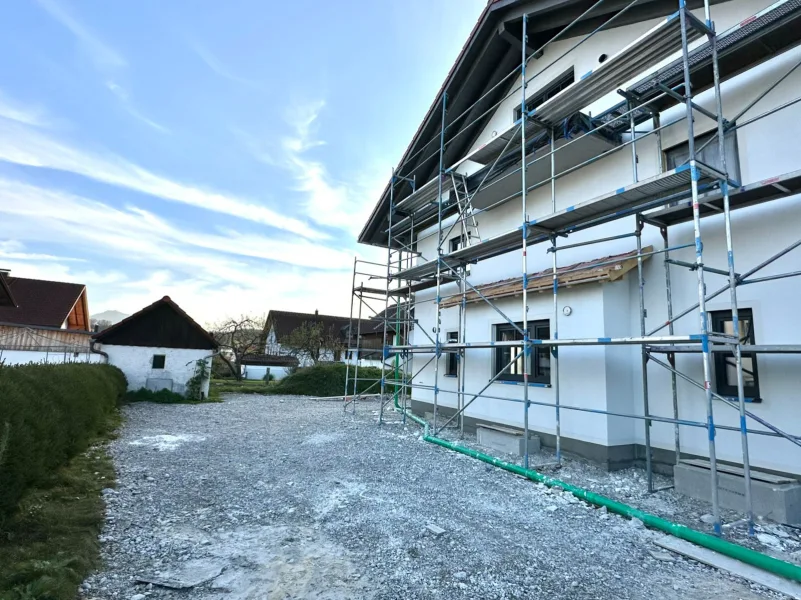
93 296 218 398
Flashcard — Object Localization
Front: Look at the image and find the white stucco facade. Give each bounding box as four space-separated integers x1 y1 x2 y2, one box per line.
407 0 801 475
100 344 213 398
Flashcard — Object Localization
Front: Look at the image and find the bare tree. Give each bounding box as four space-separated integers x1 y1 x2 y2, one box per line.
90 318 113 332
282 320 344 366
208 315 266 380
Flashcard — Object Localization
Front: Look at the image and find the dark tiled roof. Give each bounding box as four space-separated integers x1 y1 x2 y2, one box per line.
0 273 85 328
93 296 219 349
266 310 361 343
241 354 299 367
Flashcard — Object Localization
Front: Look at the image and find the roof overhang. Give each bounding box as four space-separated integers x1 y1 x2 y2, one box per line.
358 0 726 249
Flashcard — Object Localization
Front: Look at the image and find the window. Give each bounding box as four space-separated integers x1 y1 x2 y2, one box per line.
494 320 550 384
665 130 741 183
711 309 760 401
445 331 459 377
152 354 166 369
514 69 575 121
450 236 463 254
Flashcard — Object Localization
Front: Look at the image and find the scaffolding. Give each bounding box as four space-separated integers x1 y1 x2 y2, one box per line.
346 0 801 537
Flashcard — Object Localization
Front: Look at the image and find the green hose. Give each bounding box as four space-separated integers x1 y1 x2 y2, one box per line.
389 395 801 583
423 434 801 583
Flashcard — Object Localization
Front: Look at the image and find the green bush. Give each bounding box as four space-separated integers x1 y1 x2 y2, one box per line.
267 362 383 397
0 363 126 522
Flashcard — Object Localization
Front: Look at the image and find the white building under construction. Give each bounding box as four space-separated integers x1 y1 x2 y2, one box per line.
349 0 801 530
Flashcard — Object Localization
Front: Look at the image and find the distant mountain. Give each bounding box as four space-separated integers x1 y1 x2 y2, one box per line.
91 310 129 325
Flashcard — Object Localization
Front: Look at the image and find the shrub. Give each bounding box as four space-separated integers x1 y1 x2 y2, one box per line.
267 362 383 397
0 363 126 522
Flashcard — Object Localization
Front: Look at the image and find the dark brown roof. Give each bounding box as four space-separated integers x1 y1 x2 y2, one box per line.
93 296 219 349
0 273 86 328
266 310 361 343
241 354 299 367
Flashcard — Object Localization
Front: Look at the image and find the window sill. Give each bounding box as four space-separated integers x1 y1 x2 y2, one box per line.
443 375 458 378
496 380 551 388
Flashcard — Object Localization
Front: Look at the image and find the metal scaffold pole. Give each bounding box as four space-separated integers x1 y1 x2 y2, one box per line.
550 128 561 464
711 25 754 535
679 1 721 535
369 0 801 543
344 256 357 410
521 13 532 470
379 170 396 424
432 91 448 433
660 225 681 467
636 216 653 492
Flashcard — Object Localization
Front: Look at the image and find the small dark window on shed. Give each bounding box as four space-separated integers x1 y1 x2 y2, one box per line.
152 354 166 369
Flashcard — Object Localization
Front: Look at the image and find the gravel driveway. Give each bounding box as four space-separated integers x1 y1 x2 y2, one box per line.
83 394 788 599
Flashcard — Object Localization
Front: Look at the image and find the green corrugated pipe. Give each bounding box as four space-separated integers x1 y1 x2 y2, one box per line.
422 434 801 583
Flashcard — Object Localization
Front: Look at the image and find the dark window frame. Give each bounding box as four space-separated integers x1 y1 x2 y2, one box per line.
445 331 459 377
493 320 550 385
665 129 741 183
711 308 760 401
152 354 166 369
514 68 575 121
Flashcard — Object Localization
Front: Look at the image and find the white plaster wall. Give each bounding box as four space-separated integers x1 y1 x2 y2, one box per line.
0 349 103 365
101 345 213 398
409 0 801 474
242 365 292 381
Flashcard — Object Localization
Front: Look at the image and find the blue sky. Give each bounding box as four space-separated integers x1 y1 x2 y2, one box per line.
0 0 485 323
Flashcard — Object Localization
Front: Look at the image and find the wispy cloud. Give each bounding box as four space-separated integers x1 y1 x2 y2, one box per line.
241 99 387 236
106 81 170 134
0 119 320 239
0 240 84 262
0 178 361 320
0 178 351 271
190 41 266 91
0 90 50 127
34 0 125 71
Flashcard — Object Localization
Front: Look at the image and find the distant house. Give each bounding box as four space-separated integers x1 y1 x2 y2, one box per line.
241 354 298 381
93 296 218 397
0 269 98 365
264 309 377 367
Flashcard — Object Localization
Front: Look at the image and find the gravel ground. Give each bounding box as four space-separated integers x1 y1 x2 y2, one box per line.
445 428 801 558
83 395 797 599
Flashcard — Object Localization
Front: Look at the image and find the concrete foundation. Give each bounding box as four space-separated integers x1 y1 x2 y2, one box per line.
674 459 801 526
476 424 541 457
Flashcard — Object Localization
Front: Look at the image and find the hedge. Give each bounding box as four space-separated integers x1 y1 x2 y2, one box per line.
268 363 384 397
0 363 127 521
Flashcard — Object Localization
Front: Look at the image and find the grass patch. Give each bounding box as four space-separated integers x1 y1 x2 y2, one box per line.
208 378 272 400
0 416 119 600
124 387 220 405
267 363 383 397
